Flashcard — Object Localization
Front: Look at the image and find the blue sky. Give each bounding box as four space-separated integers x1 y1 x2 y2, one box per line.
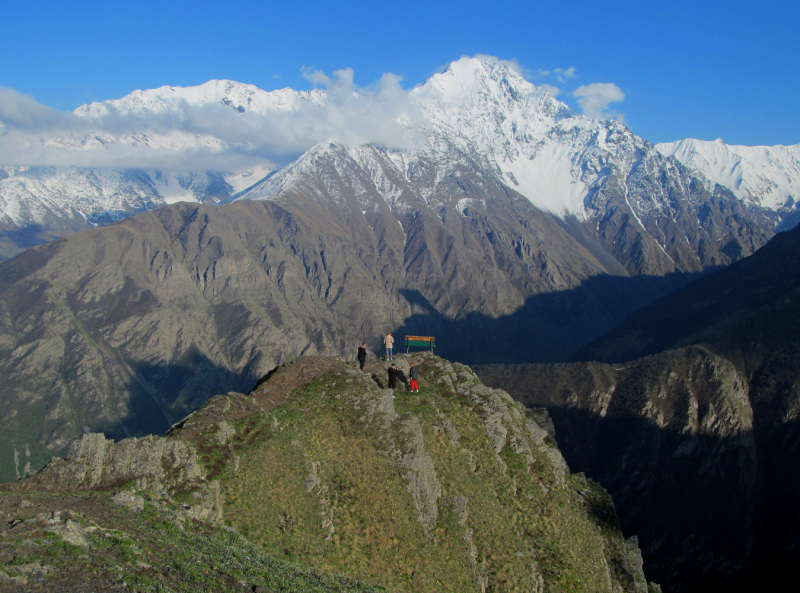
1 0 798 146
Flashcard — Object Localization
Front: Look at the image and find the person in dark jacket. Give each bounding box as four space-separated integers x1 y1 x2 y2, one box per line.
357 342 367 370
387 364 407 390
409 362 419 392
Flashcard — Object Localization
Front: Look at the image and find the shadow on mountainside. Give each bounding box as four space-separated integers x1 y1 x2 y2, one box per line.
390 270 709 365
535 407 800 593
0 223 60 262
122 349 265 437
0 350 263 485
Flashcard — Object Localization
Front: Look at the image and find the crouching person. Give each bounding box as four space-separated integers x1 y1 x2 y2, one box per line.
387 364 407 393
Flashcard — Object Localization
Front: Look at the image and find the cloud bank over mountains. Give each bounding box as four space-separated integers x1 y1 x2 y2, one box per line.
0 75 424 171
0 56 623 172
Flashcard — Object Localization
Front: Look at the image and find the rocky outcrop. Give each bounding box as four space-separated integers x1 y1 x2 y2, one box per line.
5 433 204 494
1 400 241 525
476 346 775 592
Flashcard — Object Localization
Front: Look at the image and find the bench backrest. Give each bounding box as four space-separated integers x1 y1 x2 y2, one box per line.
405 335 435 348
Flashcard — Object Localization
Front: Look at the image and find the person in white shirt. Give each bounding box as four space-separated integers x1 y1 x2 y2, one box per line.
383 332 394 361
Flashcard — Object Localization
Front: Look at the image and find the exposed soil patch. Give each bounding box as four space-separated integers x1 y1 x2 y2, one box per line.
248 356 344 413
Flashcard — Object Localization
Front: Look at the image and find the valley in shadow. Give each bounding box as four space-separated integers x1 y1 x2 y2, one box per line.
474 345 800 593
122 348 264 438
532 406 800 593
389 270 708 364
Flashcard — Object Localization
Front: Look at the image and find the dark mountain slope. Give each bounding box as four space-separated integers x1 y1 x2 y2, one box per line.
575 224 800 365
476 226 800 591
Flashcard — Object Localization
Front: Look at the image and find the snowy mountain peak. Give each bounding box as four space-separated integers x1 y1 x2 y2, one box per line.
404 57 626 218
425 57 531 102
416 56 560 116
75 80 325 118
657 138 800 210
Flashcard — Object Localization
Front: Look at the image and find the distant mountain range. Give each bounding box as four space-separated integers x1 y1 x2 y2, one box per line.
656 138 800 229
1 57 794 262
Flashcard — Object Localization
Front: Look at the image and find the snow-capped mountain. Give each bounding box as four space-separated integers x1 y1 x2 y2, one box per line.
0 57 786 263
0 163 273 258
656 138 800 226
237 58 772 277
74 79 325 118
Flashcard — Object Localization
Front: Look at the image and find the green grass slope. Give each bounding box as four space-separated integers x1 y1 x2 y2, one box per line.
213 354 652 592
0 490 384 592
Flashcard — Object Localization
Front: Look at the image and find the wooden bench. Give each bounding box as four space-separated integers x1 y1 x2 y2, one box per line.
405 335 435 352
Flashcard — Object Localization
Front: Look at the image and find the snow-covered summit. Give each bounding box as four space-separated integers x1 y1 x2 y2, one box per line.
236 57 641 219
75 79 326 118
408 57 633 217
656 138 800 210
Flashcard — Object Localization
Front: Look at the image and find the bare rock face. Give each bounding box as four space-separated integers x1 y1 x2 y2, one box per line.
4 432 203 494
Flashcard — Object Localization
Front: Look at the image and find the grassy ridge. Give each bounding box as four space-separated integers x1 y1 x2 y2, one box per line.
218 356 640 592
1 355 651 592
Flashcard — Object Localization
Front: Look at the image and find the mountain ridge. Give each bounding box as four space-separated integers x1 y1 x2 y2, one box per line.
0 57 786 262
2 353 660 593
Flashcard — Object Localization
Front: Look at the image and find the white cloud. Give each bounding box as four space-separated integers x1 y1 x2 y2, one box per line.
540 84 562 98
554 67 577 83
0 61 627 171
302 67 332 87
573 82 625 120
0 70 426 170
0 88 79 132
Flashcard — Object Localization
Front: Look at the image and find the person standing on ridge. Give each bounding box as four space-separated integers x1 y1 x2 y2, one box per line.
409 361 419 392
384 332 394 361
357 342 367 371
